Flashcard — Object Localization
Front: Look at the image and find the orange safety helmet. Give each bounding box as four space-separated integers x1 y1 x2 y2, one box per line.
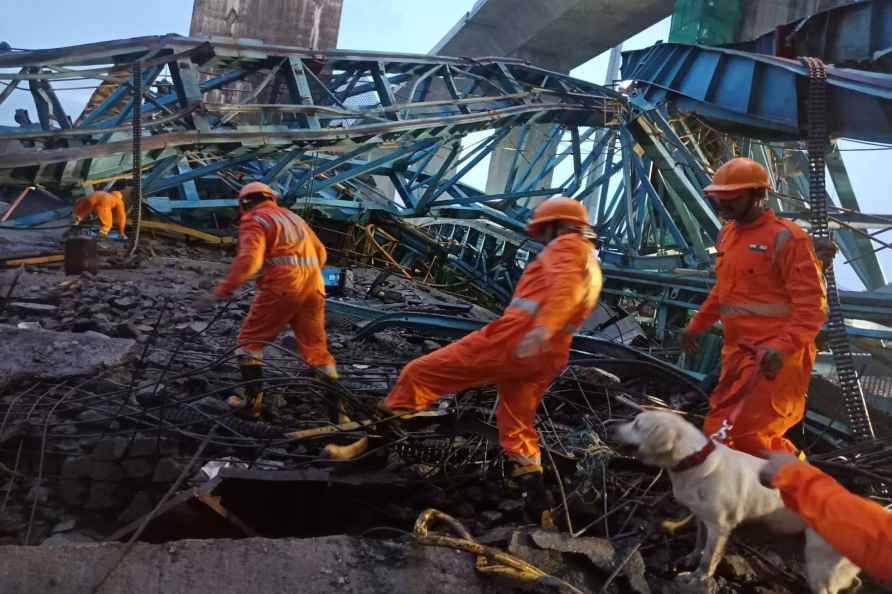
237 182 277 213
238 181 277 202
704 157 771 198
526 195 590 234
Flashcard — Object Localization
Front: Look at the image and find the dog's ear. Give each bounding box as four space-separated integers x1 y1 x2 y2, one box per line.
638 423 678 458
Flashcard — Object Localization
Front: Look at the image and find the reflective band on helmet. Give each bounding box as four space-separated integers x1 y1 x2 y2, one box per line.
720 302 793 316
266 255 319 266
509 297 540 314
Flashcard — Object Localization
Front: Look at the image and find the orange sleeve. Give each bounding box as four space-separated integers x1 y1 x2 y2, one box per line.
687 288 721 334
73 197 94 219
763 235 827 356
535 235 590 339
774 463 892 582
113 197 127 235
214 216 267 298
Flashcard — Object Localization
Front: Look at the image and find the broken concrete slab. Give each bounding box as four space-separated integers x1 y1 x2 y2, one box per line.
0 324 137 382
0 536 503 594
530 529 651 594
508 529 598 592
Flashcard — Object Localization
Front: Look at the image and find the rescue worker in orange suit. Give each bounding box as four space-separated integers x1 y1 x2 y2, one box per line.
760 451 892 583
196 182 337 416
380 196 603 519
682 157 827 456
73 190 127 238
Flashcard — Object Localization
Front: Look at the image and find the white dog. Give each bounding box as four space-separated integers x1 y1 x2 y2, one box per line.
610 410 860 594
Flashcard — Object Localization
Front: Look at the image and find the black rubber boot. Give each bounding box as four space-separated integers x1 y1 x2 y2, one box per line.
233 359 264 418
513 464 555 525
375 400 411 439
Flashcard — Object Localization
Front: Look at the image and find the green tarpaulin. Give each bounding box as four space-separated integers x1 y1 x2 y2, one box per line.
669 0 742 46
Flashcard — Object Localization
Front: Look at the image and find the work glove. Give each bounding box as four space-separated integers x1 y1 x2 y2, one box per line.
758 451 801 488
759 347 784 379
194 291 220 313
681 330 701 354
515 326 548 358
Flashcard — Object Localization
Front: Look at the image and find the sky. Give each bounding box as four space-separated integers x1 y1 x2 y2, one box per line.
0 0 887 289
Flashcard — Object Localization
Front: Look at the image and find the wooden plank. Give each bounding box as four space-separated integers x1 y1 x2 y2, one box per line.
139 220 235 246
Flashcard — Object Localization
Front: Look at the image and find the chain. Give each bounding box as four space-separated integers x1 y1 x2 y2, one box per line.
800 57 875 442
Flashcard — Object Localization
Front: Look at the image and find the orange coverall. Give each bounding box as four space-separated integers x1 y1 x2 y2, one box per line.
689 209 827 455
774 463 892 583
384 233 602 466
73 191 126 236
214 201 335 369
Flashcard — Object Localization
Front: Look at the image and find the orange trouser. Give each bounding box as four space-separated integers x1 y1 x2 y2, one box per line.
703 344 810 456
775 463 892 583
384 314 569 465
237 286 335 368
93 204 115 235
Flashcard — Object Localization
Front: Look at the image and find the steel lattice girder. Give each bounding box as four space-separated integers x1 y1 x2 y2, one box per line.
0 35 619 180
0 35 726 270
4 36 892 297
622 39 892 292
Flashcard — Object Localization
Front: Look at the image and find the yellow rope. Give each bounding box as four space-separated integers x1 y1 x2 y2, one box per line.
413 509 586 594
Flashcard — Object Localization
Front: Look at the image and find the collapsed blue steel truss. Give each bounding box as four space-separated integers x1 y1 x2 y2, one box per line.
0 35 725 272
3 34 892 331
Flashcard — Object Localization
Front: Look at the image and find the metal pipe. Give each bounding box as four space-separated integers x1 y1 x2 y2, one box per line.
0 186 35 222
128 61 143 256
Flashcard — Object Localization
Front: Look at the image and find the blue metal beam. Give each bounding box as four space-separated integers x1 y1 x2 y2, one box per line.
625 42 892 143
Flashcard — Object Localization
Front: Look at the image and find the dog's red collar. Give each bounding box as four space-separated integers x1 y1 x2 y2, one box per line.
671 439 716 473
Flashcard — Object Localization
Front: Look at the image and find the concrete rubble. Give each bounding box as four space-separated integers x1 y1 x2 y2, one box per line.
0 536 503 594
0 230 887 594
0 324 137 382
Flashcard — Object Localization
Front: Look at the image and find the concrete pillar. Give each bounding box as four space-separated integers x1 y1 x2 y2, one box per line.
477 49 569 209
484 124 562 207
583 43 623 219
189 0 343 114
